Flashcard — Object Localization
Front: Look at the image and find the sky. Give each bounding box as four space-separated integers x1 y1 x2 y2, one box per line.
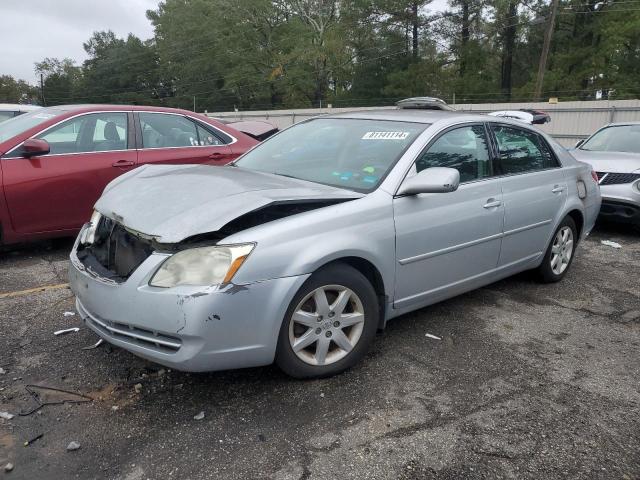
0 0 449 85
0 0 160 83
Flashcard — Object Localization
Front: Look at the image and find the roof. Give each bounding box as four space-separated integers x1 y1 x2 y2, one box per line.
324 108 464 124
51 104 202 115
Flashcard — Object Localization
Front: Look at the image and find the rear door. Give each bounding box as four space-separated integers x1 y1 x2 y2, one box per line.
1 111 136 234
135 112 234 166
489 123 567 267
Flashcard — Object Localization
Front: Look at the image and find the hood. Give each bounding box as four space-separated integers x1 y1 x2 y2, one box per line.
570 149 640 173
95 164 362 243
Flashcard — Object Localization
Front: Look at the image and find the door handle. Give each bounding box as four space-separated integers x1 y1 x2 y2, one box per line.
208 152 225 160
483 199 502 209
112 160 135 168
552 185 565 193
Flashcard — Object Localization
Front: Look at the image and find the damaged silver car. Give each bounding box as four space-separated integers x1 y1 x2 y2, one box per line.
69 110 601 378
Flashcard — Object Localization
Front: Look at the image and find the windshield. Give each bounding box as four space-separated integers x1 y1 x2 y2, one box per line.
0 108 64 143
581 124 640 154
234 118 427 192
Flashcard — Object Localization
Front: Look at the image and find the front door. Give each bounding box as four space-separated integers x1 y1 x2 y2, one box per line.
1 111 136 234
393 124 504 310
489 124 567 267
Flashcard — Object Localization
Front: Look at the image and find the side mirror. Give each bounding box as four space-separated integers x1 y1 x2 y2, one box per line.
22 138 50 157
575 139 584 148
397 167 460 196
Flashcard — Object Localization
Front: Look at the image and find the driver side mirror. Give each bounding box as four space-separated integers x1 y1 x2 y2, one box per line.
22 138 50 157
397 167 460 196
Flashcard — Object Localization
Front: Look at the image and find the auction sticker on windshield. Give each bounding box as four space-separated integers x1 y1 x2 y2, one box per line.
362 131 410 140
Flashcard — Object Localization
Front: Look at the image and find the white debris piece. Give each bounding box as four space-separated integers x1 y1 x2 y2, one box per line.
63 311 76 317
425 333 442 340
0 367 5 374
4 463 14 472
601 240 622 249
0 411 15 420
194 411 205 421
54 327 80 336
67 441 81 451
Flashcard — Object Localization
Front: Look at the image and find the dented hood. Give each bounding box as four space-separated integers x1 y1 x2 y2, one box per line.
95 164 362 243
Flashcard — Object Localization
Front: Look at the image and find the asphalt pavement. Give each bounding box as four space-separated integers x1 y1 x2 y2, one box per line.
0 223 638 479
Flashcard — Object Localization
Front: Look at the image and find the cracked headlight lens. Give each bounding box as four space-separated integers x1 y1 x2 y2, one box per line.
149 243 255 288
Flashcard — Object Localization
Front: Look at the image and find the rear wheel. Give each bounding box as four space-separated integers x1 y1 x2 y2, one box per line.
275 264 378 378
536 216 577 283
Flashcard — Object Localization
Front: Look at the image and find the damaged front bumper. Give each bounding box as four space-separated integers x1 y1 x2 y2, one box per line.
69 230 309 372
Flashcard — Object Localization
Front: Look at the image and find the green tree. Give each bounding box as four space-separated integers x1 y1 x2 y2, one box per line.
0 75 38 104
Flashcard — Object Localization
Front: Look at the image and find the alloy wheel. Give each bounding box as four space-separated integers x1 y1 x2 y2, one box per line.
288 285 365 366
550 226 574 275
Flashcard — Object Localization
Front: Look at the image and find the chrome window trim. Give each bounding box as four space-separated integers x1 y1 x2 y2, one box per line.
3 110 132 158
137 111 237 149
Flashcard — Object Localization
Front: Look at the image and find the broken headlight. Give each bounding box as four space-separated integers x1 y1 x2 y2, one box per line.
149 243 255 288
79 210 102 245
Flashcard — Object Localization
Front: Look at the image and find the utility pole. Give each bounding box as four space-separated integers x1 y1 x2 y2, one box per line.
40 73 46 106
534 0 560 101
193 95 196 112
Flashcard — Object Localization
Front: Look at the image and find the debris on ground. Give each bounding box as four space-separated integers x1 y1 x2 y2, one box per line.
0 367 6 374
111 406 119 411
53 327 80 336
4 462 14 472
425 333 442 340
20 385 93 416
67 441 81 451
24 434 43 447
82 339 104 350
133 383 143 394
194 411 205 421
0 411 15 420
157 369 166 376
601 240 622 249
63 311 76 317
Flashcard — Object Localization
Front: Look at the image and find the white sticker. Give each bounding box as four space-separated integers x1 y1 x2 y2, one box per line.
362 131 410 140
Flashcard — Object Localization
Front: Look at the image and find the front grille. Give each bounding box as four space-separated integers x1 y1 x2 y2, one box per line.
76 217 154 282
85 314 181 353
596 172 640 185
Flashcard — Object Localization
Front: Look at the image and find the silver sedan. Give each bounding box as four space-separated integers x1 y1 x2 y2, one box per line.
69 110 601 378
571 122 640 227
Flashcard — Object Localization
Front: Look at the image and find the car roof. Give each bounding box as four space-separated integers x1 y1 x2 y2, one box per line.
606 121 640 127
51 104 204 115
323 108 466 124
0 103 41 111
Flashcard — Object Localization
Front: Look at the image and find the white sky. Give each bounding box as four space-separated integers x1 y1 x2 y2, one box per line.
0 0 449 85
0 0 159 83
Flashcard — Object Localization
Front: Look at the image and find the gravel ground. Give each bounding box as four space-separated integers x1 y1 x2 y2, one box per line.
0 223 638 480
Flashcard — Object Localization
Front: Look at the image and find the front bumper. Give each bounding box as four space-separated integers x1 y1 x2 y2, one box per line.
599 183 640 224
69 235 309 372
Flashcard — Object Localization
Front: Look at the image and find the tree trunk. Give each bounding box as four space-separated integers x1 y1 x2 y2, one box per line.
412 1 419 59
460 0 470 77
500 1 517 99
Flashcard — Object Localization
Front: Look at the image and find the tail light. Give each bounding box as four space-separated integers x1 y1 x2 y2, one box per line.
590 170 599 183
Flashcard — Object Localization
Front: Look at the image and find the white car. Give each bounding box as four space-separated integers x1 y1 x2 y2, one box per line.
0 103 41 123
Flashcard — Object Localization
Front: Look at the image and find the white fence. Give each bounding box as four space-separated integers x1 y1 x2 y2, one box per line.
206 99 640 147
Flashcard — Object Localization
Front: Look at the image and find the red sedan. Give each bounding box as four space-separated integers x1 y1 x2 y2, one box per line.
0 105 263 246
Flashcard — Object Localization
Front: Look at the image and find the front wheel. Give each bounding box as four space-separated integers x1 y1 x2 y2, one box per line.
536 216 578 283
275 264 379 379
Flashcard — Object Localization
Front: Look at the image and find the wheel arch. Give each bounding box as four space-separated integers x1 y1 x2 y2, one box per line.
316 256 389 330
566 209 584 239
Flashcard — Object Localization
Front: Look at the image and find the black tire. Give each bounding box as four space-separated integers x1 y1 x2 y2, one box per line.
536 216 578 283
275 263 379 379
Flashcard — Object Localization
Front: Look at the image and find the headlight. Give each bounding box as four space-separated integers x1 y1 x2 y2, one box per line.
149 243 255 288
79 210 102 245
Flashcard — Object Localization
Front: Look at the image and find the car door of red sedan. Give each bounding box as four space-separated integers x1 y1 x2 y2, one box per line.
135 112 235 167
1 111 136 235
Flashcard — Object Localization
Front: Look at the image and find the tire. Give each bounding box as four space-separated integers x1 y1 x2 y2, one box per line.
536 216 578 283
275 263 379 379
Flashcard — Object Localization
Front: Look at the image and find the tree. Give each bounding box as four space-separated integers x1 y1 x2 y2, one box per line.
34 58 82 105
0 75 38 104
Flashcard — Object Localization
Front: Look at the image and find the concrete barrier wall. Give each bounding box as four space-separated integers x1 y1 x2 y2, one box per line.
205 100 640 147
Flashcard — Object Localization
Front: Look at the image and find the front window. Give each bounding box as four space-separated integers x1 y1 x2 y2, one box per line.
581 125 640 154
0 107 64 143
234 118 427 192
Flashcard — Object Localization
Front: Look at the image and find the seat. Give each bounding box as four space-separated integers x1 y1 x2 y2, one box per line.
102 122 123 150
